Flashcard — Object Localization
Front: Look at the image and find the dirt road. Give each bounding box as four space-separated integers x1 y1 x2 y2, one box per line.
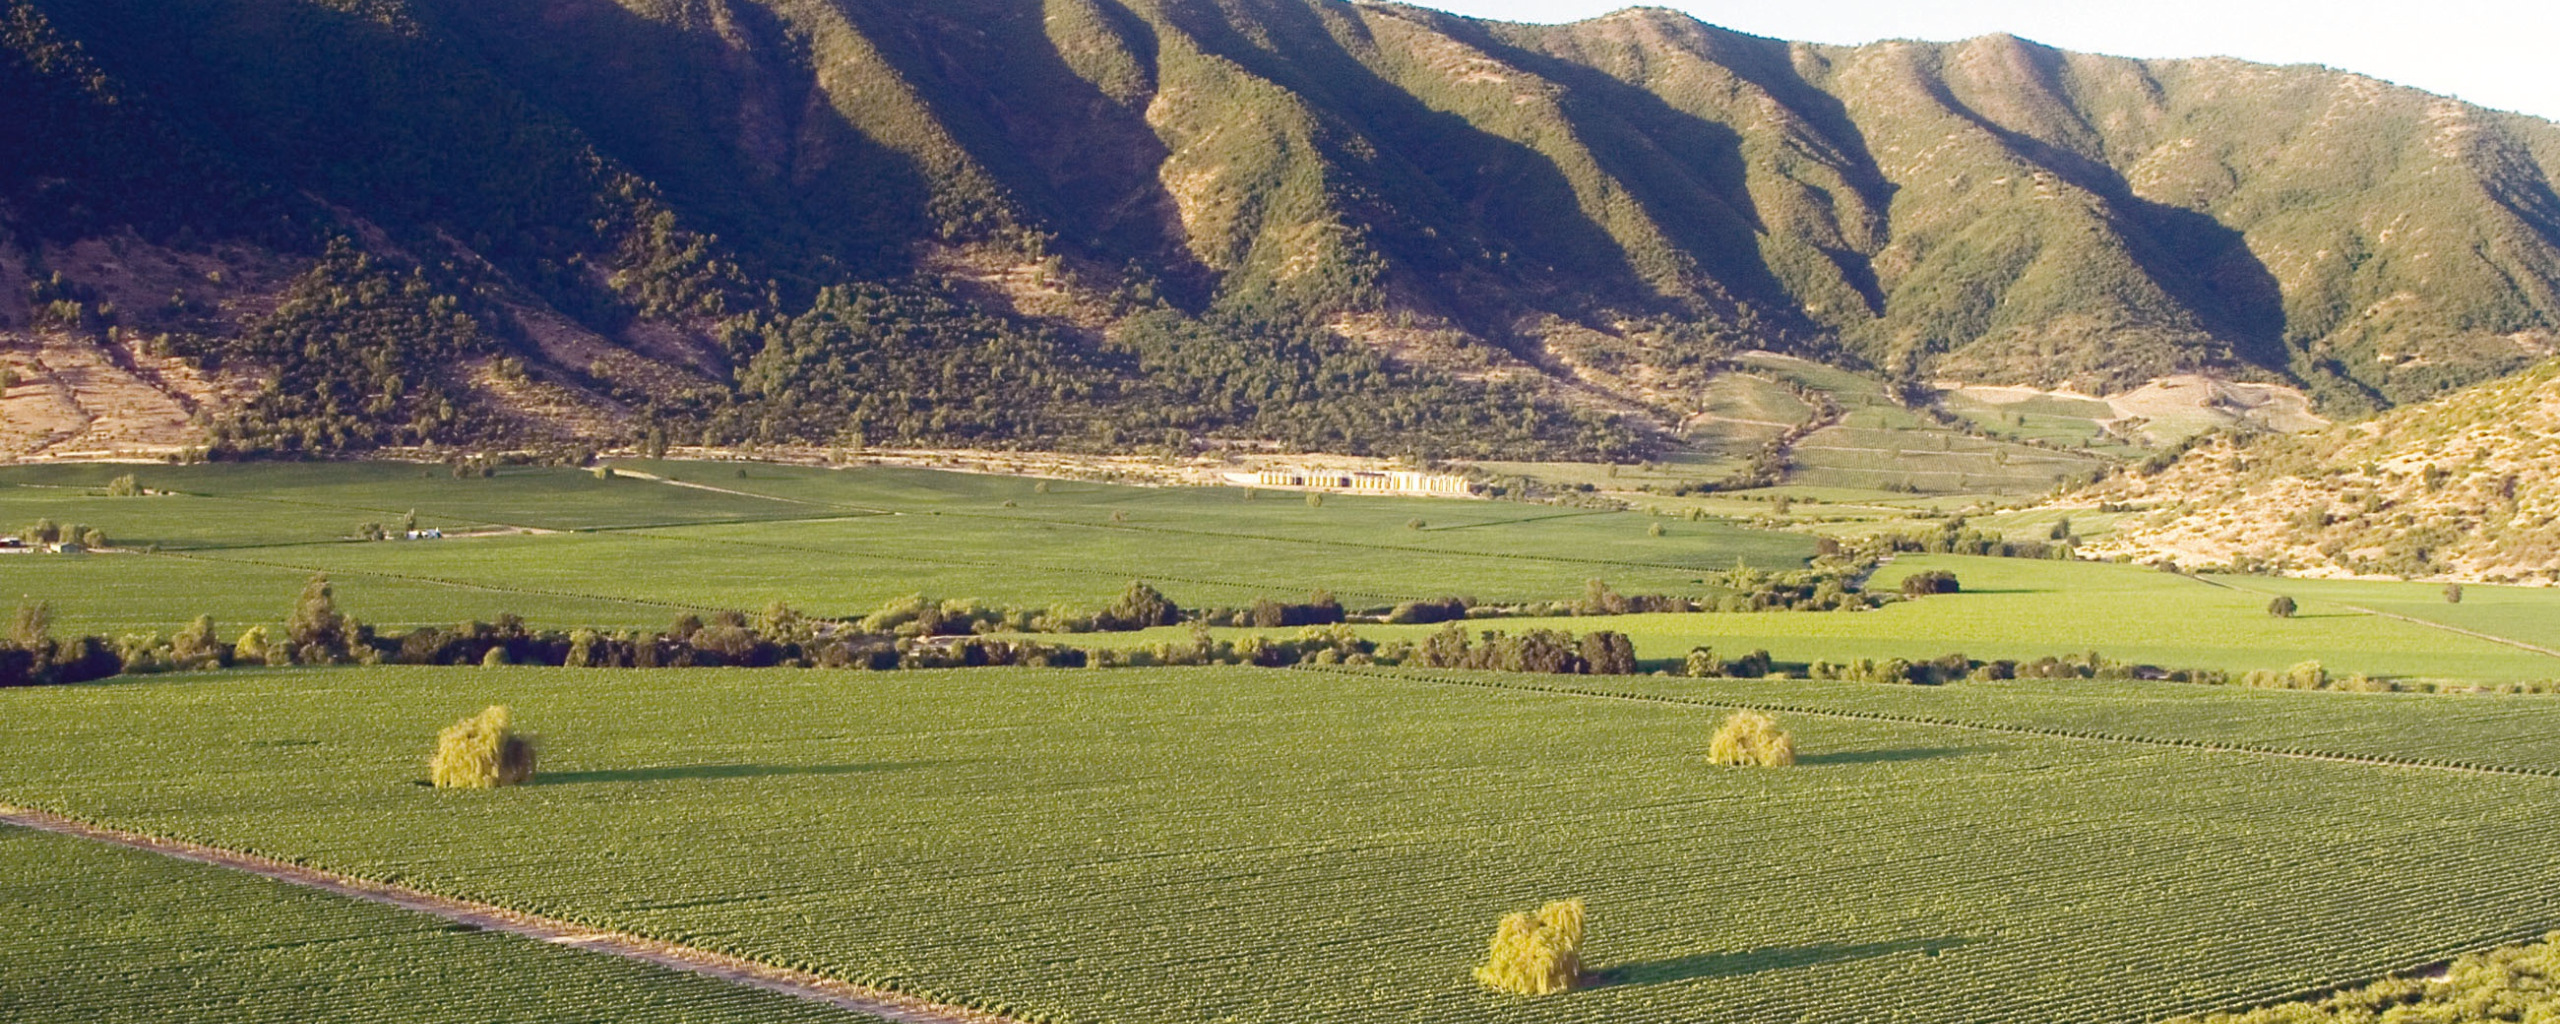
0 806 1017 1024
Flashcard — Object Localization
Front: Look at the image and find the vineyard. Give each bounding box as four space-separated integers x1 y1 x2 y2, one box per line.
0 461 1804 634
0 826 875 1024
1072 555 2560 684
10 463 2560 686
7 664 2560 1024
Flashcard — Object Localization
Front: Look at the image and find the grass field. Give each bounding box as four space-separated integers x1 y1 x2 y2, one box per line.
0 825 877 1024
2204 575 2560 654
1 463 1813 633
5 665 2560 1024
1076 556 2560 685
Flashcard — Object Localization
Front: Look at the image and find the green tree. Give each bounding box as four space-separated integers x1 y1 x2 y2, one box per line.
1475 900 1587 996
286 574 349 661
1100 580 1180 631
170 615 223 669
8 601 53 647
104 474 141 497
2445 583 2465 604
2268 595 2298 619
1710 711 1796 767
431 705 536 789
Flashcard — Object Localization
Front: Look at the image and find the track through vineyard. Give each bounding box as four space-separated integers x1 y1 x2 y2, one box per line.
0 806 1014 1024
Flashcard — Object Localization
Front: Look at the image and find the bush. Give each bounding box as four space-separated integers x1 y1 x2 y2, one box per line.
1709 711 1795 767
2445 583 2465 604
1475 899 1586 996
431 705 537 789
2267 596 2298 619
1900 570 1961 598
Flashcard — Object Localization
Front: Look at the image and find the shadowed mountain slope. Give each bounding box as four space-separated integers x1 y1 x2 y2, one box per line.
5 0 2556 459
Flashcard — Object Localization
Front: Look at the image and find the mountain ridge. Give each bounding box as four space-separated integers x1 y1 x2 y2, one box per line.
4 0 2558 461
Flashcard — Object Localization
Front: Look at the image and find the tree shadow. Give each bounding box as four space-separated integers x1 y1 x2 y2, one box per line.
1795 747 1970 766
536 761 945 785
1595 936 1975 987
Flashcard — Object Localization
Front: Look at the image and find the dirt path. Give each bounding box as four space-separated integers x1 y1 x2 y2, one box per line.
611 469 896 514
2187 576 2560 662
0 806 1018 1024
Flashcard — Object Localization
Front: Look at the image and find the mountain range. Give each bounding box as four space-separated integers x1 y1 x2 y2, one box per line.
5 0 2559 461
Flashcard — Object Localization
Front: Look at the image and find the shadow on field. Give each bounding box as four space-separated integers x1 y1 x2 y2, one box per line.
538 762 945 785
1795 747 1970 766
1597 936 1975 986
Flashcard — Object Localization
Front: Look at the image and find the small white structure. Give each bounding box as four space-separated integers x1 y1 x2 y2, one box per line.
405 529 445 541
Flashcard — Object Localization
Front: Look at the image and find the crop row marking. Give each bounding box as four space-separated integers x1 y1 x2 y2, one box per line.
150 550 711 615
0 806 1020 1024
1306 666 2560 779
2189 576 2560 662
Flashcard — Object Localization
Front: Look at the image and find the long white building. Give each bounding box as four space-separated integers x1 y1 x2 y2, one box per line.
1221 469 1473 496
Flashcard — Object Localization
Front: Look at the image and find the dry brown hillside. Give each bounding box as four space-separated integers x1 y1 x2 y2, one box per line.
2081 358 2560 583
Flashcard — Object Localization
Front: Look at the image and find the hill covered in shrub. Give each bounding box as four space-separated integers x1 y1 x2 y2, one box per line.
6 0 2559 459
2081 358 2560 583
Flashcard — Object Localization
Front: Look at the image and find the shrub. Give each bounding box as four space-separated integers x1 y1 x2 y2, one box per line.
1684 647 1726 678
105 474 141 497
1475 899 1586 996
431 705 537 789
2267 595 2298 619
1648 522 1665 537
1709 711 1796 767
1900 570 1961 598
2445 583 2465 604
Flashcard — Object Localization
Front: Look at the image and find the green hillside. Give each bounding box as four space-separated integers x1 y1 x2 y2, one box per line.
5 0 2557 460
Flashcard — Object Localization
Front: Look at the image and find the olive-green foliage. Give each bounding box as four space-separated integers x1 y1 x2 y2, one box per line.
192 243 493 457
2172 930 2560 1024
1475 899 1587 996
13 0 2557 469
430 705 535 789
2268 596 2298 619
1708 710 1795 767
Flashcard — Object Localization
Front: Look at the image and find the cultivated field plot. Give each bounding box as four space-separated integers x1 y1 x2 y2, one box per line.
0 826 879 1024
1449 671 2560 775
6 666 2560 1024
2204 575 2560 654
1084 556 2560 685
2 463 1811 631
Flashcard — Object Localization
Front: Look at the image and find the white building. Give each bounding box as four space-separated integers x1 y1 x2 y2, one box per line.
1223 469 1473 497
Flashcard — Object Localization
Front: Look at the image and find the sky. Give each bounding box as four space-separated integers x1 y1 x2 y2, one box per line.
1409 1 2560 122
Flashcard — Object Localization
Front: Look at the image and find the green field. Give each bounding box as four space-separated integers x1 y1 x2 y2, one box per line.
1079 556 2560 685
1 462 1812 633
0 825 877 1024
6 665 2560 1024
2204 575 2560 654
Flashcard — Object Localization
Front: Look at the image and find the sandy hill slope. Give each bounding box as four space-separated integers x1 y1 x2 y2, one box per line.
2081 358 2560 583
5 0 2559 459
